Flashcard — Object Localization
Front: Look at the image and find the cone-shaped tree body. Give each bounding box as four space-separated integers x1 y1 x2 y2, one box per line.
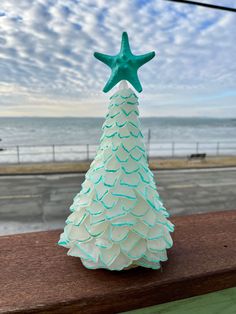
58 86 174 271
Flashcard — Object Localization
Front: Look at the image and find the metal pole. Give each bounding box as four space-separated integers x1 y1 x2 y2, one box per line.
172 142 175 158
86 144 89 161
16 145 20 164
52 145 55 162
196 142 199 154
147 129 151 161
216 142 220 156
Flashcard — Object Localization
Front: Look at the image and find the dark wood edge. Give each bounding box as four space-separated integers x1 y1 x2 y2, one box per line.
0 210 236 314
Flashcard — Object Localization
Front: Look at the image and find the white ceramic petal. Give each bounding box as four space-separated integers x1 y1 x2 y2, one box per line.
87 199 105 215
81 258 104 269
148 224 164 240
66 209 87 226
65 223 91 242
85 220 108 237
111 214 136 227
90 212 106 225
130 148 143 161
110 225 129 242
109 253 132 270
163 226 174 248
142 209 157 227
78 241 100 262
135 258 161 270
111 186 136 201
122 157 140 173
132 221 150 237
106 203 126 220
95 180 109 200
119 172 140 187
95 238 113 249
100 244 120 266
105 156 120 172
68 244 90 260
101 191 117 209
144 249 167 263
131 194 150 217
120 232 140 252
128 238 147 259
148 238 167 252
118 125 131 138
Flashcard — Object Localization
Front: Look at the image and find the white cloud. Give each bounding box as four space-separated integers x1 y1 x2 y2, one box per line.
0 0 235 117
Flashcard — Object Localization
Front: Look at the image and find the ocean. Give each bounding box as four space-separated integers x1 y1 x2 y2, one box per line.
0 117 235 162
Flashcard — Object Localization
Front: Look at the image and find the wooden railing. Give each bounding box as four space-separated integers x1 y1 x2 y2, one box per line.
0 210 236 313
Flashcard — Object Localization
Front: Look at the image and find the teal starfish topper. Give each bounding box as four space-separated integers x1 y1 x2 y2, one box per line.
94 32 155 93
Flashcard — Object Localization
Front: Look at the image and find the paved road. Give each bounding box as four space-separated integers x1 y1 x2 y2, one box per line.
0 168 235 235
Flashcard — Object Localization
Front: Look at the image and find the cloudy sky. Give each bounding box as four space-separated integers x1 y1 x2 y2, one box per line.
0 0 235 117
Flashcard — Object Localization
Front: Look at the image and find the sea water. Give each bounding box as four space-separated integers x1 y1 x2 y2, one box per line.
0 117 235 162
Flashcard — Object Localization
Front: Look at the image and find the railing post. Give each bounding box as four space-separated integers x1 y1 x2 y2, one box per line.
147 129 151 161
196 142 199 154
16 145 20 164
172 142 175 158
86 144 89 161
216 142 220 156
52 145 55 162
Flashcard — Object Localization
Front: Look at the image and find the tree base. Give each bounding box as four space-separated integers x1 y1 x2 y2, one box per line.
124 263 139 270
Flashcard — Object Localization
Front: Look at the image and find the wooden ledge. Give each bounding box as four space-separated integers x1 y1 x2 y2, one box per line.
0 210 236 314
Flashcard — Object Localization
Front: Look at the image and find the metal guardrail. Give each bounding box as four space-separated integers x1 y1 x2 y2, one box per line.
0 141 236 164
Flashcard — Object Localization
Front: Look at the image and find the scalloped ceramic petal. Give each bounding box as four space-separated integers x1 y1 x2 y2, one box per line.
58 87 174 271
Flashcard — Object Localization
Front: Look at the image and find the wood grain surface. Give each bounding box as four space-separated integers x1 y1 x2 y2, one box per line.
0 210 236 314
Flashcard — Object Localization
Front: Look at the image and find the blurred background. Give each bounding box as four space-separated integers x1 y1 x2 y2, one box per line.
0 0 235 235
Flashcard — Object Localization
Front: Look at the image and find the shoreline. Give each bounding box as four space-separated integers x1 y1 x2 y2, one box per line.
0 156 236 175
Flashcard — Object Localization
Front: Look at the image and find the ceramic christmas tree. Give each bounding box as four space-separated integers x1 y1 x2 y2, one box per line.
58 32 174 271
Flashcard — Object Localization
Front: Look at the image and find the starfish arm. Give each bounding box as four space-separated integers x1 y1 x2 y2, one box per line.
94 32 155 93
94 52 114 68
135 51 155 67
126 71 143 93
103 69 121 93
120 32 132 55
